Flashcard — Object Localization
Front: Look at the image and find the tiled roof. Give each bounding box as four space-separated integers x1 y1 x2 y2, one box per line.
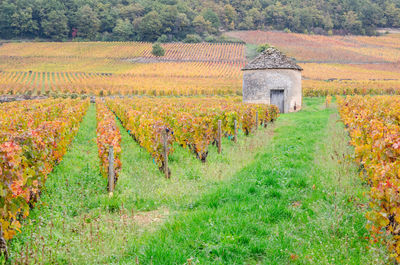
242 48 302 71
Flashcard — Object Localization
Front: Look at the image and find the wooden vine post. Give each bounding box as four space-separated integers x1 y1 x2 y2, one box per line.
234 119 238 143
255 111 259 130
0 224 8 261
218 120 222 153
108 145 115 193
163 130 170 179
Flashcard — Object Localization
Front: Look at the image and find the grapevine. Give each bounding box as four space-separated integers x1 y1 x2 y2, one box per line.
96 100 122 189
0 99 89 242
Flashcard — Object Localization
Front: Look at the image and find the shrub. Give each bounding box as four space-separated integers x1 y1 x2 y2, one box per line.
184 34 202 43
157 34 168 43
256 43 270 53
152 43 165 57
204 35 217 43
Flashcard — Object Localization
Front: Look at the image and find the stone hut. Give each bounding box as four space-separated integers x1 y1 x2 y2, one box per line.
242 48 303 113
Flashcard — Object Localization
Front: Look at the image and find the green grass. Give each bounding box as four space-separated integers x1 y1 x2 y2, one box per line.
9 98 388 264
245 44 259 60
122 98 388 264
9 101 279 264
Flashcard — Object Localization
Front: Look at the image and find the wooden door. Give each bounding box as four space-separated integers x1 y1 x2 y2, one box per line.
270 90 285 113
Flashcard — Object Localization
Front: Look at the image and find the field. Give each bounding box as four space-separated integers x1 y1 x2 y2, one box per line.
227 31 400 96
1 33 400 97
1 30 400 264
0 42 244 96
2 98 390 264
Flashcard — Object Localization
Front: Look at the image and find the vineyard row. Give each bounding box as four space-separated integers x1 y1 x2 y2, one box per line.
338 95 400 262
0 97 279 257
0 42 246 61
2 71 400 98
106 97 279 177
0 99 89 250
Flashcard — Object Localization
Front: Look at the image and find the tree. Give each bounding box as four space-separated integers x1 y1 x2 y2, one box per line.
0 1 17 38
112 19 133 40
174 13 190 39
343 11 362 34
75 5 100 39
264 2 287 30
184 34 202 43
384 3 400 27
10 7 38 37
248 8 263 28
96 3 118 33
152 43 165 57
0 0 399 40
224 4 237 28
193 15 208 35
160 5 179 34
137 11 162 41
41 10 69 41
202 9 220 32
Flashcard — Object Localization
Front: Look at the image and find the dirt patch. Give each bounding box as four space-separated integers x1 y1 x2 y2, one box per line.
124 57 165 64
0 95 48 103
132 207 170 228
377 28 400 34
123 57 245 64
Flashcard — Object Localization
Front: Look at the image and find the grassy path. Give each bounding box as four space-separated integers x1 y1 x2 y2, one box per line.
115 107 276 213
8 99 388 264
8 101 279 264
9 104 114 264
123 98 388 264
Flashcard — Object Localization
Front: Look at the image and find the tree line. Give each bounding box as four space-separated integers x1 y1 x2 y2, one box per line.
0 0 399 42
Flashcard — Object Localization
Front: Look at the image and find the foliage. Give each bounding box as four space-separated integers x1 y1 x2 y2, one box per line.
1 32 400 98
96 100 122 187
120 98 387 264
256 43 270 53
112 19 133 41
107 97 279 174
183 34 202 43
41 10 69 41
0 42 245 96
338 95 400 262
151 43 165 57
0 99 89 243
1 0 400 41
74 5 100 39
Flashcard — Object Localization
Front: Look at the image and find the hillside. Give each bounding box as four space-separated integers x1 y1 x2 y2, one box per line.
1 31 399 98
1 0 400 41
1 25 400 265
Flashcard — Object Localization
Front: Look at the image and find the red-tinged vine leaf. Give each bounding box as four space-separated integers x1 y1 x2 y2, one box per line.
0 98 89 241
338 95 400 260
290 253 299 261
106 98 277 168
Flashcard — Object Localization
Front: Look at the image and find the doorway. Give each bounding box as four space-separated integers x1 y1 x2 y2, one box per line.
270 90 285 113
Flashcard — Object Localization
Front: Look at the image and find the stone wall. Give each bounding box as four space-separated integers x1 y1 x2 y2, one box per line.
242 69 302 113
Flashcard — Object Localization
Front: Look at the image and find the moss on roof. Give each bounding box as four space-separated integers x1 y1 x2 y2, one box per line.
242 48 302 71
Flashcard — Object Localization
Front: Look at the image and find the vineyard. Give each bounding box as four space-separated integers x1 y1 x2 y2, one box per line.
0 42 245 61
0 31 399 263
227 31 400 97
338 96 400 262
226 31 400 63
0 42 245 97
107 97 278 176
1 34 400 97
0 95 391 263
0 96 280 261
0 99 89 245
0 62 243 96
